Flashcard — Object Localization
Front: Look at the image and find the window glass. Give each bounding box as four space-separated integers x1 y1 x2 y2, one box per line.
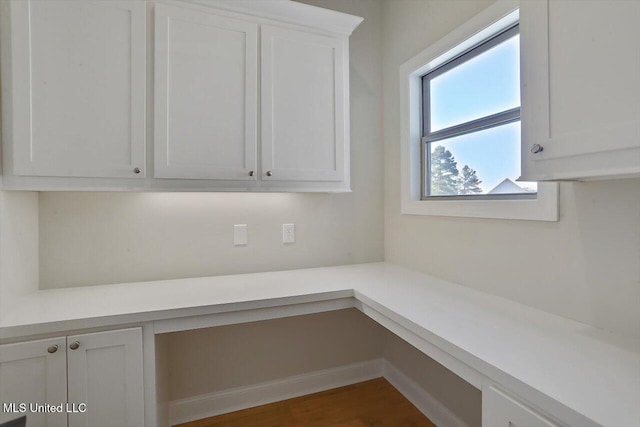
428 121 537 196
429 34 520 132
422 24 535 199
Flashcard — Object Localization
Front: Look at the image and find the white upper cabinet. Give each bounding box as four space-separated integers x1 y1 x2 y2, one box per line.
261 26 347 183
154 4 258 180
2 0 146 179
520 0 640 181
0 0 362 191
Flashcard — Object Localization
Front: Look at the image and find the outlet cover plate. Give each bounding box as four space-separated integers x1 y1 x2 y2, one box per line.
234 224 248 246
282 223 295 244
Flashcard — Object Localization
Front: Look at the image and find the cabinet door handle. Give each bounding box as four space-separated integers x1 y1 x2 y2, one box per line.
266 171 273 177
248 170 254 176
134 167 142 174
47 344 59 354
530 144 544 154
69 341 80 350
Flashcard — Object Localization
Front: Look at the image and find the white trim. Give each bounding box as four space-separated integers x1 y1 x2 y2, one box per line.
384 360 469 427
168 358 385 426
171 0 363 36
399 0 559 221
167 358 468 427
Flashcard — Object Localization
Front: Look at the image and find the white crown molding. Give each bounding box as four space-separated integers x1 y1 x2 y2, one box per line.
171 0 364 36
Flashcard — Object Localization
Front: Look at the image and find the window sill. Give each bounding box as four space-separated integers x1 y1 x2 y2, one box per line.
401 182 558 221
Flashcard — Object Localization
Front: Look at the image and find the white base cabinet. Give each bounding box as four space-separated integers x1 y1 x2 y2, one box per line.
0 337 67 427
67 329 144 427
520 0 640 181
483 386 562 427
0 328 143 427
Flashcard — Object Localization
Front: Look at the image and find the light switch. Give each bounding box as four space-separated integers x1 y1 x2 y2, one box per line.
282 223 295 244
234 224 248 246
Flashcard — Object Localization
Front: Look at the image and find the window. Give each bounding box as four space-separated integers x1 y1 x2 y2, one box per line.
421 24 536 199
399 4 558 221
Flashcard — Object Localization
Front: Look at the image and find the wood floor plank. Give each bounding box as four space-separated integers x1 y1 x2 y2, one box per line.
175 378 436 427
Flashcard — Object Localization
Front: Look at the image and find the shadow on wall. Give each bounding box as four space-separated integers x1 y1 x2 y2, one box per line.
570 179 640 341
383 332 481 427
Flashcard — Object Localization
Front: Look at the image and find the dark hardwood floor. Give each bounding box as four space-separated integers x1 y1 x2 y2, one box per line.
175 378 436 427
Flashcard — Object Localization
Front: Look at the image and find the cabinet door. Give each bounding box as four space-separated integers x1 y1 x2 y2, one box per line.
67 328 143 427
0 337 67 427
154 4 258 180
4 0 146 178
483 386 561 427
261 25 348 182
520 0 640 180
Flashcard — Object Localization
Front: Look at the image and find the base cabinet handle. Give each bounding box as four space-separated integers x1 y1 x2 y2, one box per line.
69 341 80 350
47 344 58 354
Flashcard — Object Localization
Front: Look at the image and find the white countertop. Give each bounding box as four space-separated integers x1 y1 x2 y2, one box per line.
1 262 638 427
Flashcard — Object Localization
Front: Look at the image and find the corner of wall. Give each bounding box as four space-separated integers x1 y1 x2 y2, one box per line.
0 191 39 306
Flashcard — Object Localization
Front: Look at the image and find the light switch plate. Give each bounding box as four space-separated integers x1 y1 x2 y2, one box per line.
234 224 248 246
282 223 295 244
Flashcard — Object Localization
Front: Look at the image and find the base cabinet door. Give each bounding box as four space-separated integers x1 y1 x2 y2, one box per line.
67 328 144 427
0 337 68 427
2 0 147 179
483 386 561 427
261 25 348 183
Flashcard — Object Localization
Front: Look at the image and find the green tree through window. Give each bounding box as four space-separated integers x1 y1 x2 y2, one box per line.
430 145 483 195
459 165 482 194
430 146 459 195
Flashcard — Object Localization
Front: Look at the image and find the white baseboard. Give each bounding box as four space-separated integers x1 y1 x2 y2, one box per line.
383 360 469 427
168 358 468 427
169 358 384 426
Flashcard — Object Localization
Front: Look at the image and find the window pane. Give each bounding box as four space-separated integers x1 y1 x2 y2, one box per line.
428 121 536 196
429 34 520 132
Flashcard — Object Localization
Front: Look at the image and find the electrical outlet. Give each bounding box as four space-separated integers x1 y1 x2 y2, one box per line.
282 223 295 244
234 224 248 246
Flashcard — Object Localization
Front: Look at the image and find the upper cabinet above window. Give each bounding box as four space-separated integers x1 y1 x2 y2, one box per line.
520 0 640 181
0 0 362 192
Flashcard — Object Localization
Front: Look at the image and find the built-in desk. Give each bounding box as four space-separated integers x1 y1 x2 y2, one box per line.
1 263 638 427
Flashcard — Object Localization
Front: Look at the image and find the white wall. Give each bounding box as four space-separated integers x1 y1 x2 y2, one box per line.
165 309 385 401
0 191 39 308
382 0 640 339
383 332 481 427
37 0 384 289
161 310 482 426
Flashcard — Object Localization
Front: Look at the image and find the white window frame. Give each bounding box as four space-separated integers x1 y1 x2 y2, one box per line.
399 0 559 221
